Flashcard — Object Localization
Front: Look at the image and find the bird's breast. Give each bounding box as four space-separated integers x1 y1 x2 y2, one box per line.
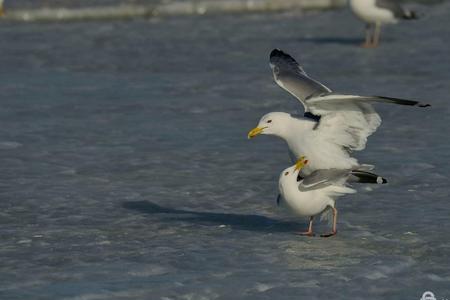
350 0 396 24
281 184 330 217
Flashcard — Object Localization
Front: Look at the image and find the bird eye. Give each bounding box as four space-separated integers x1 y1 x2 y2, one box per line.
267 120 272 123
284 171 289 176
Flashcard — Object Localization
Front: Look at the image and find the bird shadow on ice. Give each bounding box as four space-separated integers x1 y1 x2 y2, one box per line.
122 201 302 233
297 36 363 45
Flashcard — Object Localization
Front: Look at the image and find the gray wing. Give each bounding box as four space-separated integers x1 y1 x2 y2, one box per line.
375 0 407 18
307 94 431 108
299 169 350 191
358 95 430 107
269 49 331 111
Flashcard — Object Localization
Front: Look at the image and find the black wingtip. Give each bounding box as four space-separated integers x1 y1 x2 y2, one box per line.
378 177 388 184
374 96 431 108
269 48 300 67
270 48 284 59
403 10 419 20
351 170 388 185
418 103 431 108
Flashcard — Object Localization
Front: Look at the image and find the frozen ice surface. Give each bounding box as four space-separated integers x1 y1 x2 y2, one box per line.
0 3 450 300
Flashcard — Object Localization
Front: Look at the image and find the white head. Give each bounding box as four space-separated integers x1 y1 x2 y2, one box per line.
279 165 298 186
247 112 293 139
279 156 309 185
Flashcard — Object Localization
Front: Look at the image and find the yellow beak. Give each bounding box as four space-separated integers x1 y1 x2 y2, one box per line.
294 156 308 171
247 126 266 139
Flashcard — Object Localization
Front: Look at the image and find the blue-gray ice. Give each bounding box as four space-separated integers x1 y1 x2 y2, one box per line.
0 2 449 300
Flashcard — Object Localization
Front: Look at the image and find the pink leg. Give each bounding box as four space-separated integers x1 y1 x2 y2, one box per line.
321 207 338 238
372 22 381 47
361 24 374 48
297 216 315 237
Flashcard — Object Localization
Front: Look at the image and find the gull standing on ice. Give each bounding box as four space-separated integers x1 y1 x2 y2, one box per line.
349 0 418 47
278 157 387 237
248 49 430 175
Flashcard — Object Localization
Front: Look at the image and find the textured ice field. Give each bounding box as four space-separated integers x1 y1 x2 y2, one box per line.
0 3 449 300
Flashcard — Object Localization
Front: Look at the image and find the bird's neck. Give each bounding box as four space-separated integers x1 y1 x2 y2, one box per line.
284 174 301 194
281 118 315 141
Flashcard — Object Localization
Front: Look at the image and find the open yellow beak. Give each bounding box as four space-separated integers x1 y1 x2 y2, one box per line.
247 126 266 139
294 156 308 171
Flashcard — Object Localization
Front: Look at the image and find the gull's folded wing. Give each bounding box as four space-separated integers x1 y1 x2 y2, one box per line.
269 49 331 111
298 169 350 191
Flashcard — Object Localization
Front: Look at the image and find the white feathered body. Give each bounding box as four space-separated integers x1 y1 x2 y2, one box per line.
279 171 355 217
283 119 359 174
349 0 398 24
270 102 381 175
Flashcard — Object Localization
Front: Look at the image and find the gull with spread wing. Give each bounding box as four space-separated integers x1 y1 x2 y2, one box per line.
248 49 430 175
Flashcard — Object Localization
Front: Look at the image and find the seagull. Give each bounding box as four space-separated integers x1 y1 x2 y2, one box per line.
278 157 386 237
349 0 418 47
248 49 429 175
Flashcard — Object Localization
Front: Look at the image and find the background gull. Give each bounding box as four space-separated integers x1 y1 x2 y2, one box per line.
248 49 430 175
349 0 418 47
